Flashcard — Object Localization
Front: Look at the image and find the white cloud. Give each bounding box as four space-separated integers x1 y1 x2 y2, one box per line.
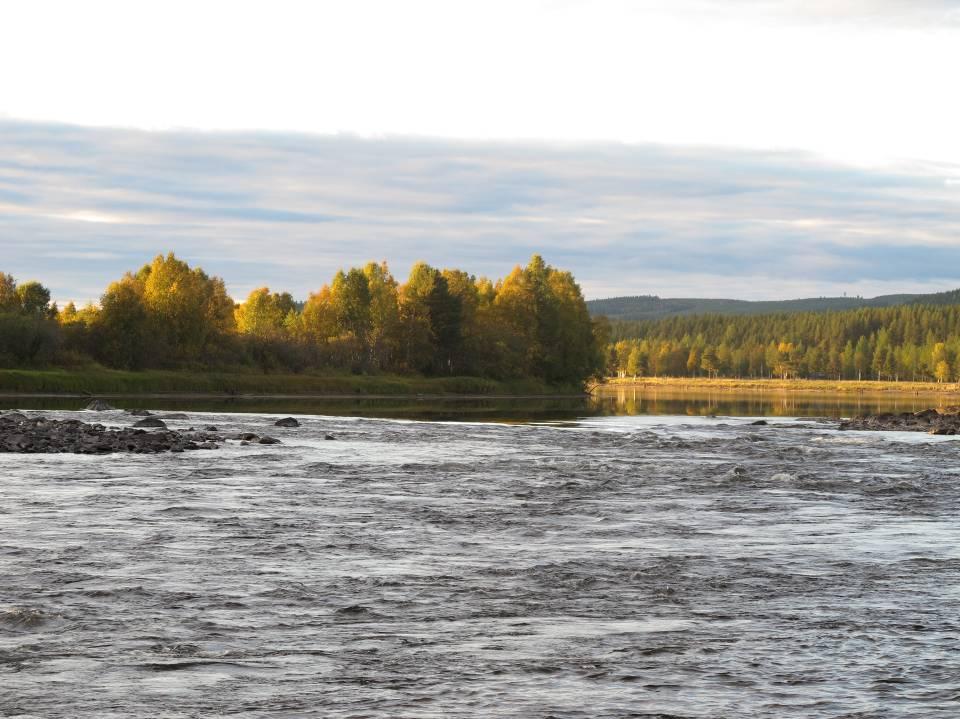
0 1 957 166
2 121 960 304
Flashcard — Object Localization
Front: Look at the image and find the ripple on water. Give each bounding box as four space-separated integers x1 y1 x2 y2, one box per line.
2 411 960 717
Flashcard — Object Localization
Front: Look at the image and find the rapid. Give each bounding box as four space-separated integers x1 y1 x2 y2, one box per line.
2 409 959 717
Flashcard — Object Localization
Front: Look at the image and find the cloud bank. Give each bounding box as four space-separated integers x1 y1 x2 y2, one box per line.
1 120 958 303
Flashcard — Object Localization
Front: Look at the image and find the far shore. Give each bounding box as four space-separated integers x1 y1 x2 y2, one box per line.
0 368 586 399
598 376 960 397
0 391 587 401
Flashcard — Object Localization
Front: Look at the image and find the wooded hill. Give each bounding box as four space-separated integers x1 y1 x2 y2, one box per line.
588 288 960 321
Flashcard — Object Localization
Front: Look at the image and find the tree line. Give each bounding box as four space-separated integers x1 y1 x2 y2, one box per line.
605 304 960 382
0 253 604 386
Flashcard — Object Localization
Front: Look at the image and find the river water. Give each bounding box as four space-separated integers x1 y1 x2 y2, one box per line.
3 405 960 717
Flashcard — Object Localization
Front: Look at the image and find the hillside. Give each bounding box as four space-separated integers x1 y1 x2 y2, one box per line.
587 288 960 321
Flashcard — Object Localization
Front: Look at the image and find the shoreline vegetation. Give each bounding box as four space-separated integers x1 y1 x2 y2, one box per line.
1 253 605 392
599 376 960 397
0 369 586 399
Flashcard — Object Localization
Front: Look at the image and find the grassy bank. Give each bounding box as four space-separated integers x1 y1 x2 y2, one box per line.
0 369 581 397
599 376 960 397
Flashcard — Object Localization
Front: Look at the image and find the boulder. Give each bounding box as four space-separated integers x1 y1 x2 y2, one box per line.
134 417 168 429
85 400 116 412
258 436 281 445
274 417 301 428
324 434 336 440
126 409 153 416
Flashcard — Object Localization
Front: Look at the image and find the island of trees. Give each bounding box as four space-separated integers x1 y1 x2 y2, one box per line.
0 253 604 389
605 305 960 383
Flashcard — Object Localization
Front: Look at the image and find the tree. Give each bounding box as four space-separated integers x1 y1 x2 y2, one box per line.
137 253 235 363
700 347 719 378
16 282 52 318
94 276 150 369
935 360 951 383
235 288 293 338
0 273 19 312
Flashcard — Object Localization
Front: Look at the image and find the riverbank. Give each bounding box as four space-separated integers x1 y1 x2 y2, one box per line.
0 369 583 398
599 376 960 397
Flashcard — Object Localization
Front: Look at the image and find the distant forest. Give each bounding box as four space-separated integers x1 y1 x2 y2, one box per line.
605 304 960 382
588 289 960 322
0 253 604 386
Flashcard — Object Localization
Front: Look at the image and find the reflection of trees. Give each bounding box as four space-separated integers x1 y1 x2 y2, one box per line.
594 388 944 418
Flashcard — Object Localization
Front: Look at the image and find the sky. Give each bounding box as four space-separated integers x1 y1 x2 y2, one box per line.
1 0 959 303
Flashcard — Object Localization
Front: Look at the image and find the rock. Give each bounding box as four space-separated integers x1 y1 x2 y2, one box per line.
274 417 300 428
0 412 28 423
134 418 168 429
126 409 153 416
0 415 223 454
234 432 260 441
258 436 281 445
85 400 116 412
324 434 336 440
750 420 768 426
157 413 189 420
840 408 960 433
204 426 218 431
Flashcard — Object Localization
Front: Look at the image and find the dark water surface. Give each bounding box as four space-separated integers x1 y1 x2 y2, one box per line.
3 406 960 717
2 385 952 422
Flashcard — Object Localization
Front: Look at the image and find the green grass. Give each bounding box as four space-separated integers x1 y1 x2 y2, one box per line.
0 368 580 397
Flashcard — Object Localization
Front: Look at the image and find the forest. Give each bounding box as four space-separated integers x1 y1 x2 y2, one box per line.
0 253 604 387
606 304 960 382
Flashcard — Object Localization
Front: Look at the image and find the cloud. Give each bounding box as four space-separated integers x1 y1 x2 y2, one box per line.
673 0 960 26
1 119 959 304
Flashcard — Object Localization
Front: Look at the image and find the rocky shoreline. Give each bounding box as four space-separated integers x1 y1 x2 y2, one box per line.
0 407 311 454
839 408 960 434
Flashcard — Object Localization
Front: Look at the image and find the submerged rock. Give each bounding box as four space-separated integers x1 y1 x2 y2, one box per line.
157 413 189 420
126 409 153 416
274 417 300 428
85 400 116 412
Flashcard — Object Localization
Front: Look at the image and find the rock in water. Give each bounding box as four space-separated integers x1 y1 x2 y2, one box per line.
274 417 301 428
85 400 116 412
157 413 189 420
134 417 168 429
750 420 768 426
126 409 153 416
839 409 960 433
0 415 222 454
258 436 282 445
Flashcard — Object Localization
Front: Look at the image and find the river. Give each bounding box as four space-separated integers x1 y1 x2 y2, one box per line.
2 400 959 717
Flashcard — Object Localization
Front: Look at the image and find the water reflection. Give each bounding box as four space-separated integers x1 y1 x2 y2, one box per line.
0 386 947 421
591 386 947 419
